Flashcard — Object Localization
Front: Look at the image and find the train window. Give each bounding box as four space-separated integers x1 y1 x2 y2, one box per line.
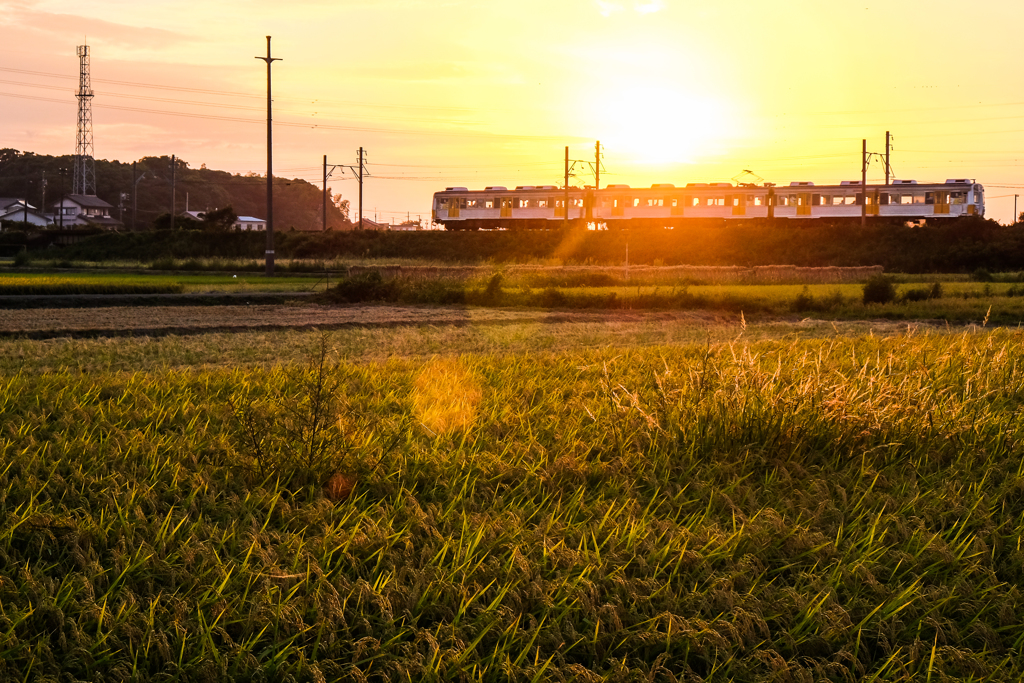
879 194 889 205
537 199 548 208
899 195 912 205
485 199 495 209
690 197 699 207
633 198 641 207
913 195 925 204
573 198 584 207
647 198 663 207
950 192 964 205
670 198 678 207
925 192 935 205
732 197 740 207
752 196 763 206
437 198 448 208
466 199 478 208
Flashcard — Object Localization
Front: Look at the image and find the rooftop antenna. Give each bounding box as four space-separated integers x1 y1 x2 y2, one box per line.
73 43 96 196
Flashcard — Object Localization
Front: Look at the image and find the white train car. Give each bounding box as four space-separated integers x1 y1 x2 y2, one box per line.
431 179 984 230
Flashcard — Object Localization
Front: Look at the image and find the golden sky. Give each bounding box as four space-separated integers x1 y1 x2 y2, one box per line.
3 0 1024 224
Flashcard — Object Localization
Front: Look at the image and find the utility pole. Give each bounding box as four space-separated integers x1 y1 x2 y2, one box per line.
58 167 66 229
861 139 867 227
1015 194 1019 224
322 155 344 231
564 146 570 230
131 161 147 231
256 35 282 275
885 131 891 186
595 140 601 190
170 154 176 231
40 172 46 223
357 147 366 229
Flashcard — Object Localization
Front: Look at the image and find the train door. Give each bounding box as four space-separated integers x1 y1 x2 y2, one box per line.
500 197 513 218
934 190 950 215
449 198 461 218
670 195 683 216
731 194 745 216
867 190 880 216
797 193 811 216
611 196 625 216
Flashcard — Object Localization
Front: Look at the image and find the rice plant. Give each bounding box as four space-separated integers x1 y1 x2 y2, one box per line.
1 328 1023 680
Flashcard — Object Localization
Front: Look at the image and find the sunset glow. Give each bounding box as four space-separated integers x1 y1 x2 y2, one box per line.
3 0 1024 223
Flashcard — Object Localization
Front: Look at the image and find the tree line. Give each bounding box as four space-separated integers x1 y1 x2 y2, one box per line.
0 149 351 231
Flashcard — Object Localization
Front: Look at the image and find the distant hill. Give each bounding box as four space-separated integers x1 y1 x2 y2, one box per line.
0 149 351 231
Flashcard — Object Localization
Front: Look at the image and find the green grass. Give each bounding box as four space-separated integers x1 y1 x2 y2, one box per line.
2 324 1024 680
0 271 332 295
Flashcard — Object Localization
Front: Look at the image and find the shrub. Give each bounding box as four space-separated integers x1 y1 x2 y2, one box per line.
793 287 845 313
12 250 30 267
328 270 397 303
863 275 897 304
972 268 994 282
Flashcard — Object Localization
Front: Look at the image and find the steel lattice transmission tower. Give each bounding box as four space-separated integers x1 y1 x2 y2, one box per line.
73 44 96 196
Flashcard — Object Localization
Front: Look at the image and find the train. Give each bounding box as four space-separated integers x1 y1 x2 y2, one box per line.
431 178 985 230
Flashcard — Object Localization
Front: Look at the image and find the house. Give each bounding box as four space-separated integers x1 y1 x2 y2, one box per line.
51 194 123 229
234 215 266 231
0 198 53 227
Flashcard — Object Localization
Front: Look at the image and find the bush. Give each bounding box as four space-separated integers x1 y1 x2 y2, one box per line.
901 283 942 302
792 287 845 313
863 275 897 304
328 270 397 303
12 250 30 267
972 268 994 282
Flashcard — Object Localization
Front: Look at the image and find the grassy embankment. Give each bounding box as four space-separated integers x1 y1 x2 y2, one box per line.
2 325 1024 681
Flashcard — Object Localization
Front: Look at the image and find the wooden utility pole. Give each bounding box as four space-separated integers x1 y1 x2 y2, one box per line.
323 155 328 232
595 140 601 190
256 36 281 275
170 154 175 231
357 147 365 229
861 139 867 227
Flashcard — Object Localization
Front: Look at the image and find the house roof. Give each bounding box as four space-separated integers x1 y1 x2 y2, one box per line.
236 216 266 223
0 206 49 221
0 198 28 211
63 194 114 209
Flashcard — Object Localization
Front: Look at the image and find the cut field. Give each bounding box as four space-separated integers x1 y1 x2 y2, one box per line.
2 319 1023 681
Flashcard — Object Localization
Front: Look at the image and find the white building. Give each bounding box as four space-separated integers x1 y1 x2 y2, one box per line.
234 215 266 231
0 198 52 227
50 194 123 229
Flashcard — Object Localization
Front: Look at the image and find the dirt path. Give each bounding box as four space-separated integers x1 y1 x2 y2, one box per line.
0 303 731 338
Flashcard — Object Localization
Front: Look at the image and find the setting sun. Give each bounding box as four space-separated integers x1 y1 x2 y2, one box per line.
591 84 732 166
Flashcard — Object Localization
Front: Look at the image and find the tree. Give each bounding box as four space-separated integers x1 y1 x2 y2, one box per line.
200 205 238 231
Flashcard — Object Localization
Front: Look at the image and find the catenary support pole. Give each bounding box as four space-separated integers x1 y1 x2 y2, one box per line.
564 146 569 230
861 139 867 227
323 154 328 232
885 131 891 186
595 140 600 190
358 147 364 229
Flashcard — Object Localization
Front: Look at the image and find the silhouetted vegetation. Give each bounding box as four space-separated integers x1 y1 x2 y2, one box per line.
0 149 350 231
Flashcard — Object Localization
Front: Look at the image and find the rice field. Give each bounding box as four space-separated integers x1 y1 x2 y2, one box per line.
0 272 330 295
2 320 1024 681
